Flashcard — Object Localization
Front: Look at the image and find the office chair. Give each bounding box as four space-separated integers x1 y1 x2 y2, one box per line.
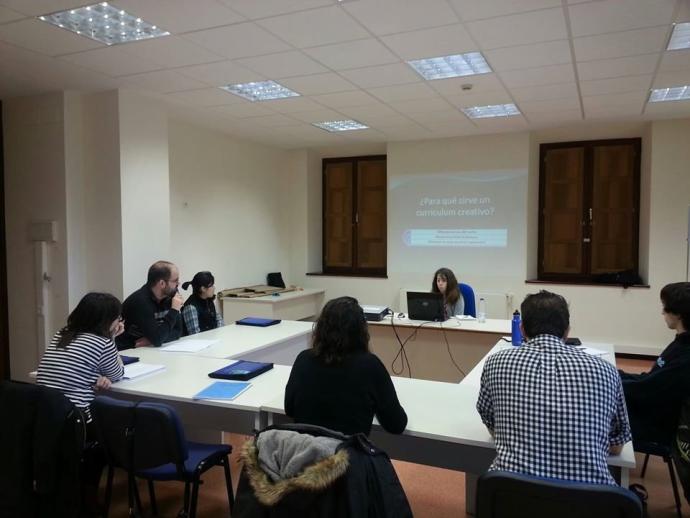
459 283 476 317
476 470 642 518
91 396 234 518
637 440 682 517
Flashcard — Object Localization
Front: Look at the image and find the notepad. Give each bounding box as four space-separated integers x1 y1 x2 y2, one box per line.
123 362 165 379
193 381 251 401
576 346 609 357
160 339 218 353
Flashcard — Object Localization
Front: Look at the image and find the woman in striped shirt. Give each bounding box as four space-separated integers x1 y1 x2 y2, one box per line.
37 292 125 422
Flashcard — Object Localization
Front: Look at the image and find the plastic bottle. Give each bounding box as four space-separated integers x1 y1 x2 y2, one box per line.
477 298 486 323
511 310 522 346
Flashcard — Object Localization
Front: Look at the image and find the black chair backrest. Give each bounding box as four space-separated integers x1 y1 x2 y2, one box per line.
92 396 188 472
477 470 642 518
266 272 285 289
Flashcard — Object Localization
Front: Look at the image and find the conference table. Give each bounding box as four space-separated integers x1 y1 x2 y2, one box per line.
110 322 635 515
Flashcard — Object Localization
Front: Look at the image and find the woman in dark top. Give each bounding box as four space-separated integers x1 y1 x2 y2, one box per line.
432 267 464 317
181 271 224 335
285 296 408 436
620 282 690 445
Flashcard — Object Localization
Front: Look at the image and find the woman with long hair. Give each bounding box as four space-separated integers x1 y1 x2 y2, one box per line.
285 296 407 435
181 271 224 335
431 267 464 317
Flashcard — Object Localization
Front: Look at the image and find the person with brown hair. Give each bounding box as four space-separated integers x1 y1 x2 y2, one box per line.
432 267 464 317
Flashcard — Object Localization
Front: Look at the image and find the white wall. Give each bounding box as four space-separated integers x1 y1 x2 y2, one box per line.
168 119 291 294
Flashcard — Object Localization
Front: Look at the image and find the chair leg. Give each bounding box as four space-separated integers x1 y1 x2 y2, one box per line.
179 481 191 518
103 466 114 518
222 456 234 514
189 476 201 518
665 456 683 518
127 472 141 517
147 479 158 516
641 453 650 478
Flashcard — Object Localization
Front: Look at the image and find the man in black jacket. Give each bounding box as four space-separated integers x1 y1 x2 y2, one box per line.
117 260 183 350
620 282 690 445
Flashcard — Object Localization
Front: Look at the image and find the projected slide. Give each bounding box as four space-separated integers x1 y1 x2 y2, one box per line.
389 169 527 275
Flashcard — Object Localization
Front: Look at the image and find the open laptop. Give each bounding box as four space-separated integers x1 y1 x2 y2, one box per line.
406 291 447 322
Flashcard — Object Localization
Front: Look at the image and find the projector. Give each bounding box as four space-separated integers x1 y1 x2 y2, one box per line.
360 305 390 322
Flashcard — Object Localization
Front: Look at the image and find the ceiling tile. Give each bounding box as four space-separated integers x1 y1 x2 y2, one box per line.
449 0 562 21
121 36 223 68
0 5 24 23
568 0 676 38
313 90 378 108
244 113 303 127
381 24 476 61
340 63 420 89
59 47 163 77
658 50 690 73
510 82 579 102
472 116 529 132
342 0 459 36
175 60 264 86
387 97 454 115
238 50 327 78
218 0 332 20
408 109 474 125
653 70 690 88
519 96 581 113
429 74 506 96
484 40 572 71
166 87 246 106
213 101 276 118
257 6 369 48
280 72 356 95
524 108 583 125
444 90 514 107
357 113 416 127
499 63 576 88
577 53 660 80
335 103 402 121
380 124 433 142
264 97 323 113
0 18 103 56
580 74 652 96
582 90 646 112
289 108 347 123
123 70 208 94
113 0 245 33
573 26 669 62
0 0 85 16
183 22 290 60
304 38 399 70
466 8 568 50
368 82 438 103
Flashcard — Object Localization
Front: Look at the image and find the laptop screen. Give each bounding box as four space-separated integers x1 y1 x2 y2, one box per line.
406 291 447 322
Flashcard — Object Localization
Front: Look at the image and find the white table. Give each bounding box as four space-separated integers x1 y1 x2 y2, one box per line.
368 317 511 382
221 288 325 323
262 340 635 515
158 320 313 365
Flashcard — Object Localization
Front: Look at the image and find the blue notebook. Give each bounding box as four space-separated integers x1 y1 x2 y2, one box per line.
120 355 140 365
236 317 281 327
193 381 251 401
208 360 274 381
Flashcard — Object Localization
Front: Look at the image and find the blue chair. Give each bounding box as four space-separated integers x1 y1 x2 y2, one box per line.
637 440 682 517
459 283 476 317
91 396 234 518
477 470 642 518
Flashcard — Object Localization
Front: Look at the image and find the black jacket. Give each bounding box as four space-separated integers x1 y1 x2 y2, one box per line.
117 284 182 350
182 293 218 335
620 331 690 444
0 380 85 518
233 423 413 518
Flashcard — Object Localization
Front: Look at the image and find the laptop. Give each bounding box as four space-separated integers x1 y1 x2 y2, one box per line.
406 291 447 322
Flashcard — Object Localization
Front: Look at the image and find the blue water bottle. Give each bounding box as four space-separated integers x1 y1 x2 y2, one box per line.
511 310 522 346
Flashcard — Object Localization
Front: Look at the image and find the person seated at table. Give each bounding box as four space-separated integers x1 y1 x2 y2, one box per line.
431 267 464 317
37 292 125 422
476 290 631 485
619 282 690 446
181 270 224 335
285 296 407 436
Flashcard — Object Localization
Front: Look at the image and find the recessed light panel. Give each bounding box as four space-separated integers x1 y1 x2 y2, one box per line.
407 52 492 80
462 103 521 119
649 86 690 102
38 2 169 45
220 81 300 102
312 120 369 132
667 22 690 51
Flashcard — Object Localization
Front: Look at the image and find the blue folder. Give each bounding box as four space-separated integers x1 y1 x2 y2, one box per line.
193 381 251 401
120 355 140 365
236 317 281 327
208 360 274 381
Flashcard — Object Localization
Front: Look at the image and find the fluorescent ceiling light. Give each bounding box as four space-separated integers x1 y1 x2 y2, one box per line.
38 2 169 45
649 86 690 102
462 103 521 119
312 120 369 132
407 52 492 80
667 22 690 50
220 81 300 102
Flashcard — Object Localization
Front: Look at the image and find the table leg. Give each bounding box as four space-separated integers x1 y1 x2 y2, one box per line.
465 472 478 515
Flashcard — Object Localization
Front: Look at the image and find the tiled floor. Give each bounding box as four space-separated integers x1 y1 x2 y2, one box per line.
104 356 687 517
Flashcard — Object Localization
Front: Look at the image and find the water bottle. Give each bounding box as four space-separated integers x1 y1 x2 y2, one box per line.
511 310 522 346
477 298 486 323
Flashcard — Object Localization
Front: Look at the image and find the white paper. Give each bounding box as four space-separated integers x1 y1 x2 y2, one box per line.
576 346 609 357
123 362 166 379
160 339 218 353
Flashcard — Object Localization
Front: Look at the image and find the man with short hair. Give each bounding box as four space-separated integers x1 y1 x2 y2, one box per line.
117 260 184 350
476 290 631 485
